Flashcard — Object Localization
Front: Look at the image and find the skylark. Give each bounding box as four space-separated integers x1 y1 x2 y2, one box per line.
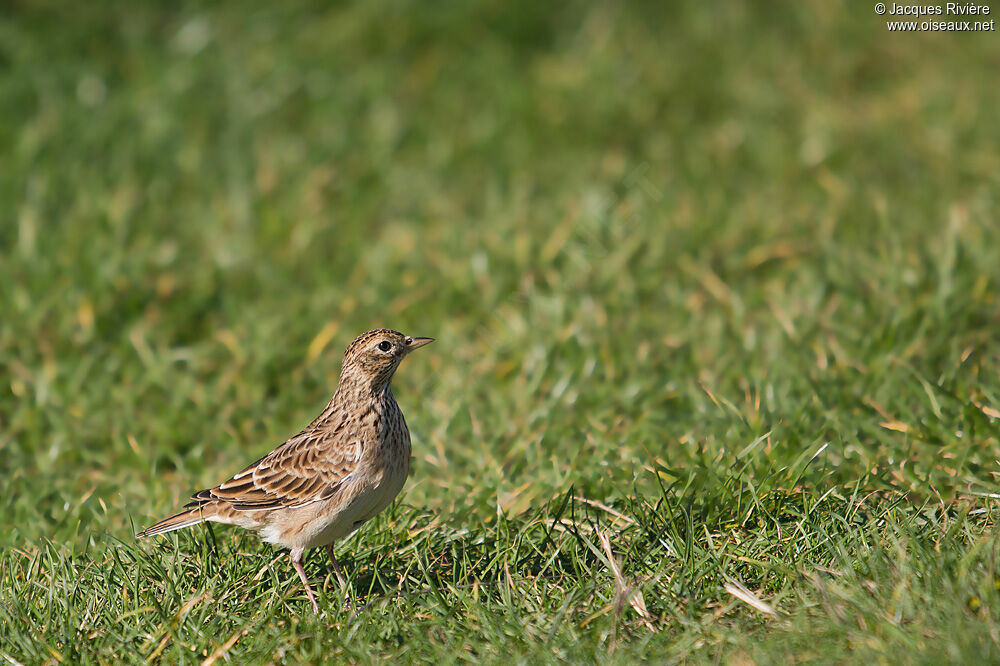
137 328 434 613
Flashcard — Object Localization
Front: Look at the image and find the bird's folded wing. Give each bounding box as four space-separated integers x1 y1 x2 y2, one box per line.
186 427 356 511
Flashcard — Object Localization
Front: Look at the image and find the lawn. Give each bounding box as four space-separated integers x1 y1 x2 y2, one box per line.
2 1 999 663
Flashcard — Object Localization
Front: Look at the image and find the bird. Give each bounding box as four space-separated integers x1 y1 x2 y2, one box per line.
136 328 434 613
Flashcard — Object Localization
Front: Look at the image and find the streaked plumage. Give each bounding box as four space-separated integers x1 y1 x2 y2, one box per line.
137 328 434 612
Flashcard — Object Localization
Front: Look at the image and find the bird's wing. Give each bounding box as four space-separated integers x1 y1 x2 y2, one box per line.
186 419 357 511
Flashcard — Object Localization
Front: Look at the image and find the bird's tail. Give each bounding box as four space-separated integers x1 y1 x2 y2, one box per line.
136 508 205 538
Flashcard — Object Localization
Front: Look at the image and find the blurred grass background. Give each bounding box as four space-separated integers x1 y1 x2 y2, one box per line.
1 1 999 663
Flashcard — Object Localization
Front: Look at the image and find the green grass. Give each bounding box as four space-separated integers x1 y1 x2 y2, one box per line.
2 0 999 663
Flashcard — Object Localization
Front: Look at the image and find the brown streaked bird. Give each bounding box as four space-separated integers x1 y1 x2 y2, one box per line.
137 328 434 613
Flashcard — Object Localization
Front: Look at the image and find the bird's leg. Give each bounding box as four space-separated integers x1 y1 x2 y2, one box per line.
289 547 320 613
325 542 343 576
326 542 348 589
326 542 353 612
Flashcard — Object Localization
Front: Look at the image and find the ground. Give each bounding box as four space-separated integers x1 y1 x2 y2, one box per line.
1 1 999 663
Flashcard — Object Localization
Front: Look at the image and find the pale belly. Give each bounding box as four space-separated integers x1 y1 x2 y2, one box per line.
290 459 410 549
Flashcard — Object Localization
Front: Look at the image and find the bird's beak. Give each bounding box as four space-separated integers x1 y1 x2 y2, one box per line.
405 336 435 352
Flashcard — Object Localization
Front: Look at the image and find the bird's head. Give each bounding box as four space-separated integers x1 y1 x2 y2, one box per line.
340 328 434 391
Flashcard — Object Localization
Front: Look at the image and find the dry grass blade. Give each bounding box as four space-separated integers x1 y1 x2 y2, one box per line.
597 529 656 632
724 578 777 616
573 496 636 526
201 628 250 666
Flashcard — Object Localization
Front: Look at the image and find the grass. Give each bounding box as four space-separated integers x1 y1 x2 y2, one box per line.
1 0 999 662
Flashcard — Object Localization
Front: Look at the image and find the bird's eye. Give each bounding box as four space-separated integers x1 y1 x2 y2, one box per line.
377 341 392 352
